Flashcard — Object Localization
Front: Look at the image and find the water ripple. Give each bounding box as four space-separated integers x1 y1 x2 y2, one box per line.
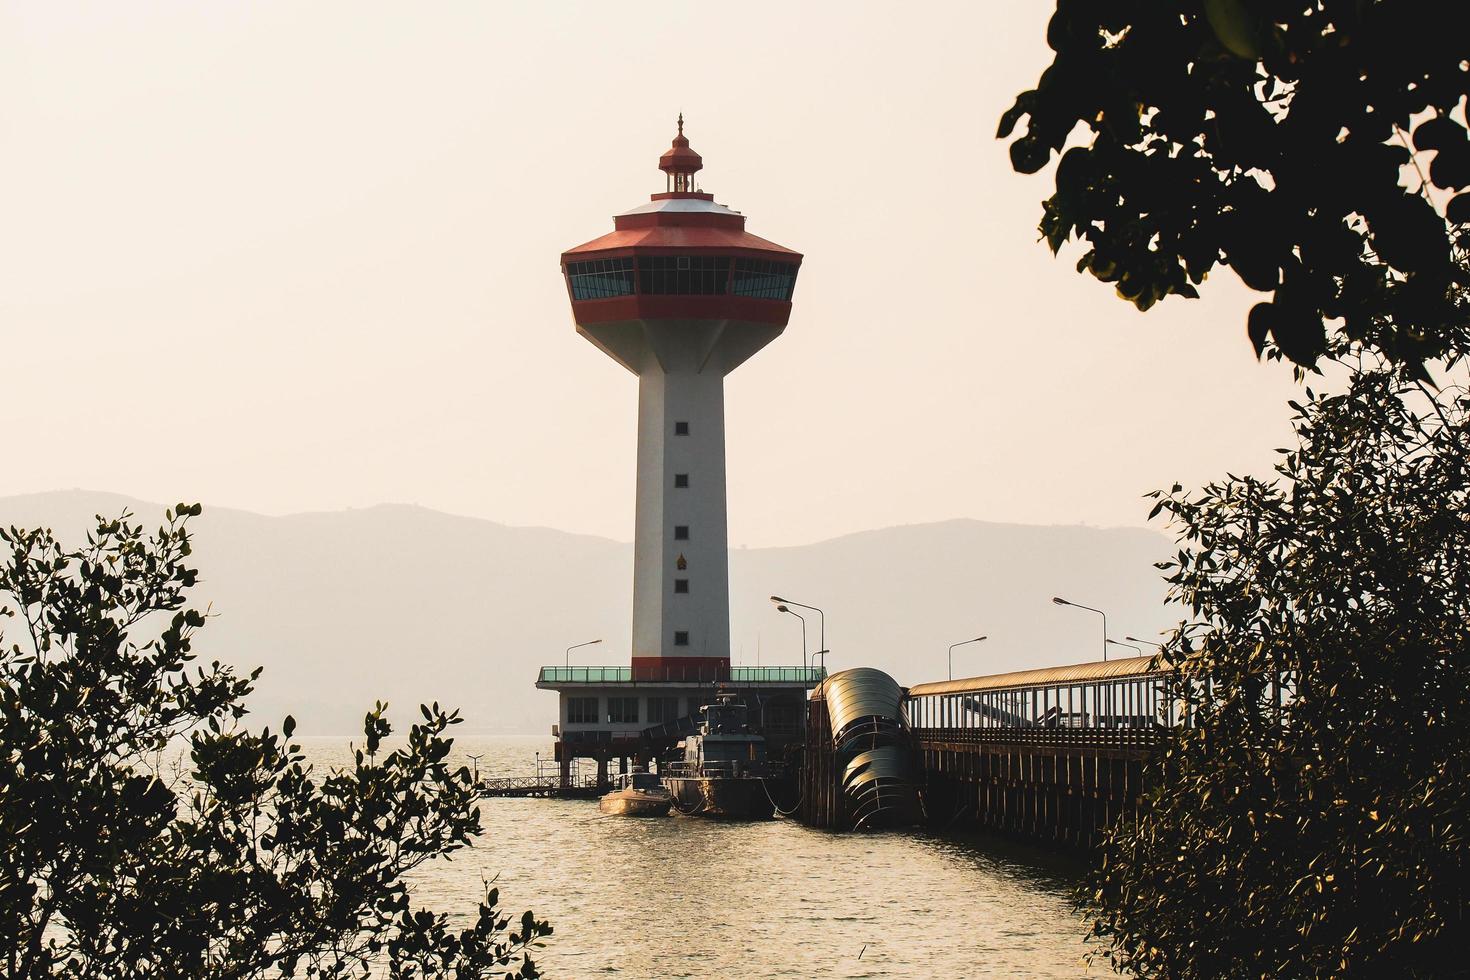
301 736 1097 978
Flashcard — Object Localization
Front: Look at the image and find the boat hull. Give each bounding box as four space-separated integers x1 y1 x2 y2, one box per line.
598 790 672 817
664 775 776 820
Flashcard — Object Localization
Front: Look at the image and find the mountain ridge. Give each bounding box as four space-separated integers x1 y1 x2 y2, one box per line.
0 490 1180 736
1 489 1159 545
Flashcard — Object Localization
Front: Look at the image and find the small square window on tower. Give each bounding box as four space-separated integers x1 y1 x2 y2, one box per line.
674 630 690 646
674 525 689 540
675 421 689 436
675 578 689 594
674 473 689 488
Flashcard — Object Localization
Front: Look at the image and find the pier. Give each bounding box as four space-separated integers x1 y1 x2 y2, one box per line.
478 759 603 799
804 657 1172 847
479 774 601 799
907 656 1170 846
499 655 1175 849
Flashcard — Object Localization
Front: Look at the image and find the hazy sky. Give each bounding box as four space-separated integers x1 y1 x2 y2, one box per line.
2 1 1305 546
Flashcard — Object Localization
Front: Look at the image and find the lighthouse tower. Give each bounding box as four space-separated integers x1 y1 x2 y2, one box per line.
537 119 815 785
562 117 802 679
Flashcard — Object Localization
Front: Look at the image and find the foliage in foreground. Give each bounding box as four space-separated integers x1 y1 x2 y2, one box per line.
1084 367 1469 977
999 0 1470 372
0 505 550 979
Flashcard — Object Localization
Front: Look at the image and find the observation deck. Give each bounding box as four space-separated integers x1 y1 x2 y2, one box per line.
560 115 802 340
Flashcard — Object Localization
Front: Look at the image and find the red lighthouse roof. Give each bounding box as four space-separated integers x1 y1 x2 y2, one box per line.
658 113 703 187
562 116 802 260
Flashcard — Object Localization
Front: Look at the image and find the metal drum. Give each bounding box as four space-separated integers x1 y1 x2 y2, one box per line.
841 745 922 829
821 668 920 829
822 667 906 752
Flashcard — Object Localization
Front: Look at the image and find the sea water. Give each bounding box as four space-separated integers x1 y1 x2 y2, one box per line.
299 735 1097 979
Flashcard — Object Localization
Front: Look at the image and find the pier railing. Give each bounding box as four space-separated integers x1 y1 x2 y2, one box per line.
731 666 826 684
537 665 826 685
663 760 789 779
913 725 1167 751
539 666 635 683
479 773 600 797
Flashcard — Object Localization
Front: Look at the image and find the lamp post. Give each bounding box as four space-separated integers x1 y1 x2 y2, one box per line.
1106 638 1141 657
770 595 824 672
775 604 808 670
466 753 483 785
565 638 603 671
1125 635 1164 650
948 635 988 681
1052 596 1108 661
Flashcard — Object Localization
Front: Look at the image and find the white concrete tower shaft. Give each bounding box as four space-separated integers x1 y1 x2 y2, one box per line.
635 356 728 662
560 120 801 680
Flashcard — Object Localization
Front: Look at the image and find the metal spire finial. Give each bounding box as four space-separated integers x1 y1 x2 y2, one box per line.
677 112 684 136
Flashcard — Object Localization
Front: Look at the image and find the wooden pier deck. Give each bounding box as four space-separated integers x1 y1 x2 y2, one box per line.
478 774 601 800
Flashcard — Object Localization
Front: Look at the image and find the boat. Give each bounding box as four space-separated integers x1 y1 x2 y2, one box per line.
598 770 673 816
662 694 778 820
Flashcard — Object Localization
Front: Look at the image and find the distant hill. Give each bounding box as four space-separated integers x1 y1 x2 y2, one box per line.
0 491 1179 735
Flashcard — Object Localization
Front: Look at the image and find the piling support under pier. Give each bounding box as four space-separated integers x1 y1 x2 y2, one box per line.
798 694 846 829
916 732 1155 848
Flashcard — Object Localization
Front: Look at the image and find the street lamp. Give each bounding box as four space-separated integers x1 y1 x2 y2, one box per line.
1106 638 1141 656
770 595 824 671
775 604 808 670
1125 635 1164 650
565 638 602 670
466 753 483 784
948 635 988 681
1052 596 1108 661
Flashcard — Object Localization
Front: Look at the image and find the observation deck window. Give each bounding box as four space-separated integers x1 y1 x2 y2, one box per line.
731 258 797 300
567 255 798 300
566 258 635 299
639 255 730 295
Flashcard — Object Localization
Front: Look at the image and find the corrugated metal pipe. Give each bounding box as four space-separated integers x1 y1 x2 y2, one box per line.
821 667 921 829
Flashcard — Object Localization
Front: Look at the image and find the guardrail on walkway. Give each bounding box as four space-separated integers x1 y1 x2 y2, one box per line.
913 725 1167 751
479 774 600 797
537 665 828 684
